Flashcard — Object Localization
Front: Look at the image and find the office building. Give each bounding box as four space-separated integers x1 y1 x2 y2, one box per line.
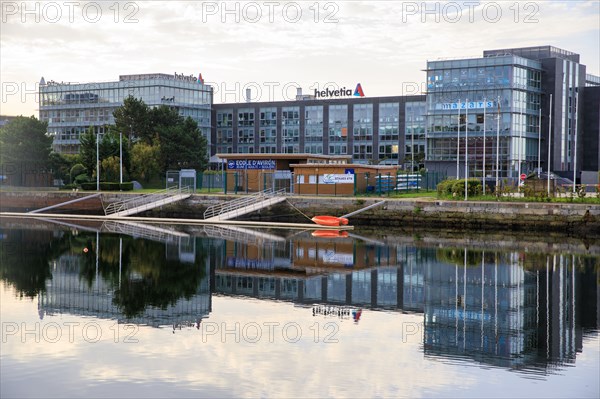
39 73 212 154
425 45 599 182
212 93 426 167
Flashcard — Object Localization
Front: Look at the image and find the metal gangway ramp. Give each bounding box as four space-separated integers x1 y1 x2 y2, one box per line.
104 186 192 217
203 188 287 222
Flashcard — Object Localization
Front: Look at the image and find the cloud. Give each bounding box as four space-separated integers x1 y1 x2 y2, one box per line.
1 0 598 114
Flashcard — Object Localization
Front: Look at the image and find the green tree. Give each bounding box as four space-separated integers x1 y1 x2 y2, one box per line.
0 116 51 185
150 104 184 129
50 152 81 184
156 120 208 171
79 129 129 182
101 156 122 182
130 139 161 182
112 95 151 145
79 128 97 177
69 163 87 184
111 102 208 176
101 129 130 175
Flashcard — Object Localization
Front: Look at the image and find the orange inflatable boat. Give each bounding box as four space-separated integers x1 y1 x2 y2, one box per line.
311 216 349 227
311 230 349 238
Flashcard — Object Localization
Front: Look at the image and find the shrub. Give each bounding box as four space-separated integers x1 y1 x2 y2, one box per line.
74 173 90 185
59 183 78 190
451 178 481 198
70 163 86 183
120 182 134 191
80 181 134 191
436 179 454 198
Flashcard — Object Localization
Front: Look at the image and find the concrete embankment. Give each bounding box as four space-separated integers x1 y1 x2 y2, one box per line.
1 191 598 235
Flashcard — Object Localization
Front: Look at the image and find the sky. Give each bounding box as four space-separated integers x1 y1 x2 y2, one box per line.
1 0 599 116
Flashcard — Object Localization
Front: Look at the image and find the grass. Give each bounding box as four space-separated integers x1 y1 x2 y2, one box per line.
437 193 600 204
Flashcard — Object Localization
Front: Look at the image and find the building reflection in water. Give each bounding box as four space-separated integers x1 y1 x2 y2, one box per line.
0 221 598 372
422 250 591 370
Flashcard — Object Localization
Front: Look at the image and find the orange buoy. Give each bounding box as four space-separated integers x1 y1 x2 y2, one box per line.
311 230 349 238
311 216 349 227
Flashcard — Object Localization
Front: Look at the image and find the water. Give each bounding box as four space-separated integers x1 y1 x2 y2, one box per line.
1 218 598 398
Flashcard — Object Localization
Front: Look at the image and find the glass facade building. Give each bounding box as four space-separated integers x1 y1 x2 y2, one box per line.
425 46 594 182
426 54 543 180
39 73 212 154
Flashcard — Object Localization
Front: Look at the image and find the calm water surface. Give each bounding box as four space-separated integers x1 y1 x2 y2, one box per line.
1 218 598 398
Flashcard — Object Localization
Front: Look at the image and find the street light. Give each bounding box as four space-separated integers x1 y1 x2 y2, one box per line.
96 131 100 191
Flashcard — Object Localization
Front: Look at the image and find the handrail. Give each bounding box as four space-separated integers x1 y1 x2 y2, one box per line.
104 186 192 215
203 188 287 220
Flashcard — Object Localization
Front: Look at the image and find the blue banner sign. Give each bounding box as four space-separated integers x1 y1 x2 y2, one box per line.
227 159 276 170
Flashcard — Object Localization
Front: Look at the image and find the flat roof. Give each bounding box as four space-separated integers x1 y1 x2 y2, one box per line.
291 164 399 170
216 153 352 161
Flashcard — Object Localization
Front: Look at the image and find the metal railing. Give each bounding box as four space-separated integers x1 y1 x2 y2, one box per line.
203 188 286 220
102 221 186 244
104 186 192 216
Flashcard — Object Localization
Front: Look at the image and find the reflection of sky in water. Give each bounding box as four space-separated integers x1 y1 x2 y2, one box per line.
0 223 599 398
2 287 599 398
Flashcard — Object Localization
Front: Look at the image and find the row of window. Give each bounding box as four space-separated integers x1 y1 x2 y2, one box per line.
216 103 422 127
41 86 211 106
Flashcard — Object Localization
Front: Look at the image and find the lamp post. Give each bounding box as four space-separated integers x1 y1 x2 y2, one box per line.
547 94 553 196
483 98 486 195
456 101 461 180
572 90 578 193
96 131 100 191
464 98 469 201
119 131 123 185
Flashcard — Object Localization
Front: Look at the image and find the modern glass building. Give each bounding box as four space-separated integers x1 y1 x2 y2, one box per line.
425 46 596 182
39 73 212 154
213 95 426 167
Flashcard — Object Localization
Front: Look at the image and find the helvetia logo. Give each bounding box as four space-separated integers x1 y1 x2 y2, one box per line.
314 83 365 98
353 83 365 97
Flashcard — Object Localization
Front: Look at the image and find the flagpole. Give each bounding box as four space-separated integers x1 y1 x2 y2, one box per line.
411 109 415 173
537 106 542 178
572 90 578 193
495 96 500 195
119 131 123 185
96 132 100 191
483 98 486 195
457 101 461 180
517 102 522 194
547 94 553 196
465 99 469 201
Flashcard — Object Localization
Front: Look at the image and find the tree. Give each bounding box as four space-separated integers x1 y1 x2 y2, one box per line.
112 95 151 145
130 139 161 182
101 128 130 175
101 156 122 182
50 152 81 184
79 128 97 178
79 128 129 182
70 163 88 184
111 102 209 175
156 117 208 171
0 116 51 186
150 105 184 129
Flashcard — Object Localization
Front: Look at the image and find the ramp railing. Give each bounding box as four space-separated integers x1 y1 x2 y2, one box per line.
203 188 286 220
104 186 191 216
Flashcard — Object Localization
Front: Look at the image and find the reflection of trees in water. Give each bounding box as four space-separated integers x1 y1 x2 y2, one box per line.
74 233 208 318
436 247 489 266
0 228 207 318
0 229 68 298
111 239 207 318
